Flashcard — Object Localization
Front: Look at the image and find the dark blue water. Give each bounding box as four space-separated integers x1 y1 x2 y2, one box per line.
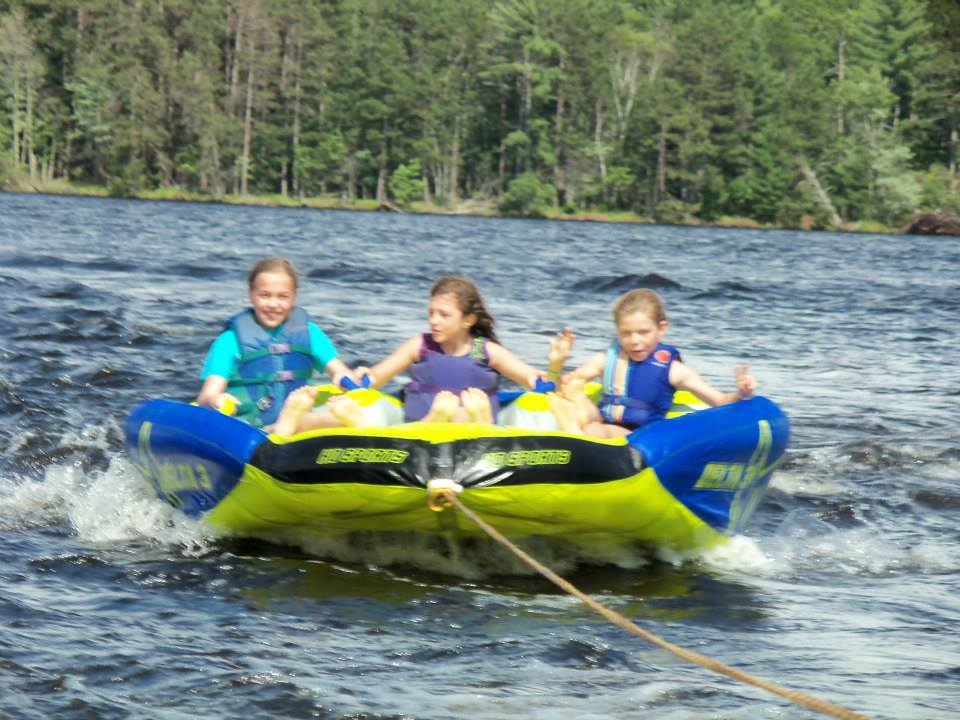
1 192 958 719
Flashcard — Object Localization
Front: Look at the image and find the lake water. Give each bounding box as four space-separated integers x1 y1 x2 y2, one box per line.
1 192 958 719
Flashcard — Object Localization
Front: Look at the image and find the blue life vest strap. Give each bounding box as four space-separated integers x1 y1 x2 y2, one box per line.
601 341 630 423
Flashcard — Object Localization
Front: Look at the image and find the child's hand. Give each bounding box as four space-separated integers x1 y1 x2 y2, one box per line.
215 392 240 414
548 326 575 367
735 364 757 399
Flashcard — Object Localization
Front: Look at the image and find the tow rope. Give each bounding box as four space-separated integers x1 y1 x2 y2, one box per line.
426 482 871 720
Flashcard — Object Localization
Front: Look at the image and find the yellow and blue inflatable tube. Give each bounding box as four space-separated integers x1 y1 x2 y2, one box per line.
124 388 789 551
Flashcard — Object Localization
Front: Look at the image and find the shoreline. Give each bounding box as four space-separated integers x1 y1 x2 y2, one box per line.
1 179 902 235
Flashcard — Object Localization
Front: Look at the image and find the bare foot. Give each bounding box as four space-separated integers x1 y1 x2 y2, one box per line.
460 387 493 424
326 395 369 427
423 391 459 422
560 376 596 428
547 392 583 434
273 385 318 436
559 374 583 401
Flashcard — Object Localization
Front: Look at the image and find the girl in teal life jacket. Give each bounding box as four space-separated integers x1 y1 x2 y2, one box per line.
273 275 556 435
547 288 758 438
195 257 355 429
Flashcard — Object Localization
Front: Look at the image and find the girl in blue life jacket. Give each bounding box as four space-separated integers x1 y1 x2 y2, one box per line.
195 257 355 429
274 275 555 435
547 288 757 438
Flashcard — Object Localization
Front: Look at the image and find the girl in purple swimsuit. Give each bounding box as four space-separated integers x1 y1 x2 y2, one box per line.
275 276 552 433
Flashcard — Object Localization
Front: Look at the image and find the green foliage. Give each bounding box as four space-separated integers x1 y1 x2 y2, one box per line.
0 0 955 229
0 109 10 158
296 131 347 196
653 197 699 225
605 166 635 206
390 160 424 208
107 161 144 198
871 139 922 224
0 153 13 186
918 165 960 214
499 172 555 217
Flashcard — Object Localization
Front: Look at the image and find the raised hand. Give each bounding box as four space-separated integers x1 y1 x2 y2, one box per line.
735 364 757 399
548 326 575 369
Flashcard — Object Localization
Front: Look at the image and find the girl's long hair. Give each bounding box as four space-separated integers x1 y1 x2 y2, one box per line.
430 275 498 343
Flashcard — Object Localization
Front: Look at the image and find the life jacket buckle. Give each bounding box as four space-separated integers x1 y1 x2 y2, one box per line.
275 370 294 382
269 342 290 354
257 396 274 411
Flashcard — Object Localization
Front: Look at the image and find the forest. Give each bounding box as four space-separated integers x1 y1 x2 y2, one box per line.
1 0 958 230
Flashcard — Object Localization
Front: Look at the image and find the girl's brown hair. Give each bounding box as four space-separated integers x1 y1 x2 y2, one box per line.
612 289 668 325
430 275 498 343
248 257 299 290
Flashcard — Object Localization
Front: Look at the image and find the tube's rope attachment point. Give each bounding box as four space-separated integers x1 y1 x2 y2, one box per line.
428 487 872 720
426 478 463 512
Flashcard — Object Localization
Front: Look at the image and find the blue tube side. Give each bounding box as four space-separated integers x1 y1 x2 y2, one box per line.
627 397 790 535
124 399 267 516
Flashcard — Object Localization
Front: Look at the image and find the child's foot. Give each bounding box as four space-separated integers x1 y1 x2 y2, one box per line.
560 376 595 427
423 391 459 422
547 392 583 434
273 385 318 436
326 395 368 427
559 375 584 402
461 387 493 424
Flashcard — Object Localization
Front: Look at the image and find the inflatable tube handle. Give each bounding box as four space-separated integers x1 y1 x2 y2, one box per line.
534 378 557 393
339 375 372 390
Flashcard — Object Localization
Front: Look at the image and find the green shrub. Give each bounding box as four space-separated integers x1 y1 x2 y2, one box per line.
499 173 555 218
919 165 960 214
390 160 424 208
653 197 699 225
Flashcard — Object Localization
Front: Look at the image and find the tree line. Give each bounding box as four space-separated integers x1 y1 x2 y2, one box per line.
1 0 958 228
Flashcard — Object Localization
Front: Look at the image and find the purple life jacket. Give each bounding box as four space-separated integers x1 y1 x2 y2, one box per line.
403 334 500 421
599 341 679 430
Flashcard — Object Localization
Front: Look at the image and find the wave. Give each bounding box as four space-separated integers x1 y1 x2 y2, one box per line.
163 262 224 280
306 262 394 284
571 273 681 292
761 509 960 577
0 377 25 413
0 453 218 555
690 280 760 300
0 252 137 273
39 281 95 300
